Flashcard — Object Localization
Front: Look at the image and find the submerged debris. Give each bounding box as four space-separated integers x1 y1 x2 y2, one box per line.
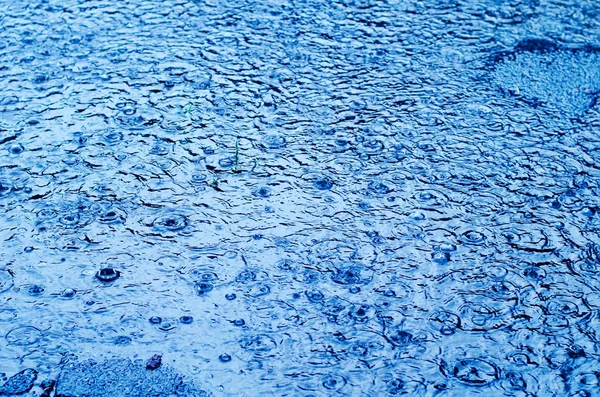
40 379 56 397
0 368 37 395
55 358 208 397
146 354 162 370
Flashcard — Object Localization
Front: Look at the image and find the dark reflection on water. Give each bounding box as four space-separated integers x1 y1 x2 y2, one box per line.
1 0 600 395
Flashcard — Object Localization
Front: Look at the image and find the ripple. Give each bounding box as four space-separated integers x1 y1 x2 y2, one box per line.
102 130 123 144
305 289 325 303
151 214 189 232
322 374 347 391
335 304 372 325
429 310 461 335
252 186 271 198
365 180 393 196
239 334 277 352
414 189 448 207
114 335 132 345
441 358 499 386
358 138 384 156
6 326 43 346
313 177 333 190
98 208 126 224
331 265 373 285
460 230 486 244
0 269 14 293
261 134 286 149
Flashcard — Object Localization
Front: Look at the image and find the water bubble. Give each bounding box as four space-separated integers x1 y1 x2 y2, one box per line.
219 157 235 168
219 353 232 363
359 138 384 155
503 371 528 392
149 316 162 325
60 288 76 298
543 315 569 330
190 174 207 185
387 378 406 394
294 269 320 284
233 319 246 327
0 182 12 198
225 293 237 301
179 316 193 324
149 142 170 156
194 282 213 296
96 268 120 282
8 143 24 154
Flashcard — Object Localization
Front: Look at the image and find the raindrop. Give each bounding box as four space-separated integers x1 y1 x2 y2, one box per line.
95 268 120 282
225 293 237 300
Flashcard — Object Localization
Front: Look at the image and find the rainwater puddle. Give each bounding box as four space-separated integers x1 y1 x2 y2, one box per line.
1 0 600 395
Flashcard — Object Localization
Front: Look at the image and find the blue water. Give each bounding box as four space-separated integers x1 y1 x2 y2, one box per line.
1 0 600 395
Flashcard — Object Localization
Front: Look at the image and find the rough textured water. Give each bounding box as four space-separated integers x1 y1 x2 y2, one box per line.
1 0 600 395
